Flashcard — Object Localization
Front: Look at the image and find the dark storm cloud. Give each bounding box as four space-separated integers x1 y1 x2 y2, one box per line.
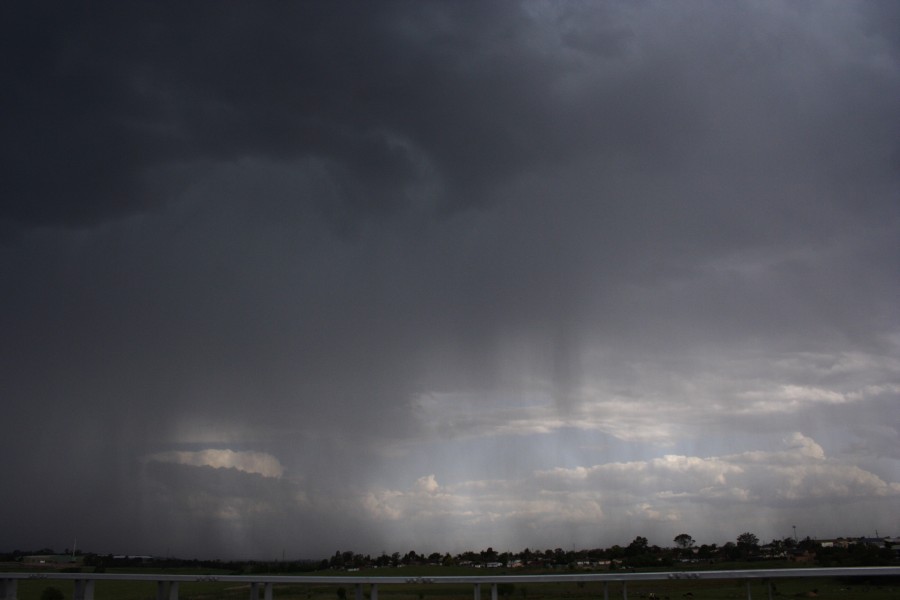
2 1 899 558
3 1 508 228
5 1 897 238
3 1 719 230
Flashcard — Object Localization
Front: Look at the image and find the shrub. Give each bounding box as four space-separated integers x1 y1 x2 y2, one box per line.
40 587 65 600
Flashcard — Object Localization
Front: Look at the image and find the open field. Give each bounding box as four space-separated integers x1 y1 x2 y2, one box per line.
4 566 899 600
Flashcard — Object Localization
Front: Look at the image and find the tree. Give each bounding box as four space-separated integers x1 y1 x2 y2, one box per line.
736 532 759 559
627 536 649 556
722 542 739 561
674 534 694 549
41 588 64 600
798 536 817 552
696 543 715 559
481 547 498 562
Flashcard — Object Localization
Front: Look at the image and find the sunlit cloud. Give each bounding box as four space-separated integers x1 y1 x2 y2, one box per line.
145 449 285 478
355 433 899 547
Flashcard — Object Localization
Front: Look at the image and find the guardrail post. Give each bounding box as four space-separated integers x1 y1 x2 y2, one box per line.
1 579 17 600
622 581 627 600
491 583 498 600
602 581 608 600
73 579 95 600
371 583 378 600
746 580 752 600
355 583 363 600
473 582 481 600
264 582 273 600
766 580 773 600
154 581 180 600
249 582 259 600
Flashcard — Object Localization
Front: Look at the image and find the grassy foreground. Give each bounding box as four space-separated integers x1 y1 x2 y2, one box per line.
5 566 899 600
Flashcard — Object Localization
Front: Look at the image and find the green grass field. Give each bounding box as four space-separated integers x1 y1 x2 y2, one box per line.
5 566 898 600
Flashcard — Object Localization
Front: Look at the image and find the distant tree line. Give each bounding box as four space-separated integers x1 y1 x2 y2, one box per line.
311 533 897 571
3 533 896 572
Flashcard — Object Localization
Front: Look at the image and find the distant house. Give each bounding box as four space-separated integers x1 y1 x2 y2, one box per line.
822 537 859 549
788 549 815 563
111 555 155 565
23 555 77 566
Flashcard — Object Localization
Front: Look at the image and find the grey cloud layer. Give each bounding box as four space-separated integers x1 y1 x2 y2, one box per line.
1 1 898 558
6 2 896 228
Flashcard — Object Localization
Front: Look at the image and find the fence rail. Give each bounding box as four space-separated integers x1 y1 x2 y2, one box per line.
3 566 899 600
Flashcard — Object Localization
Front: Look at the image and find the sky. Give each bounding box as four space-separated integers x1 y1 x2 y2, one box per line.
2 1 899 560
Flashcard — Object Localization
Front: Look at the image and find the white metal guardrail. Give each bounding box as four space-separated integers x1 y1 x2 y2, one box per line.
2 567 899 600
